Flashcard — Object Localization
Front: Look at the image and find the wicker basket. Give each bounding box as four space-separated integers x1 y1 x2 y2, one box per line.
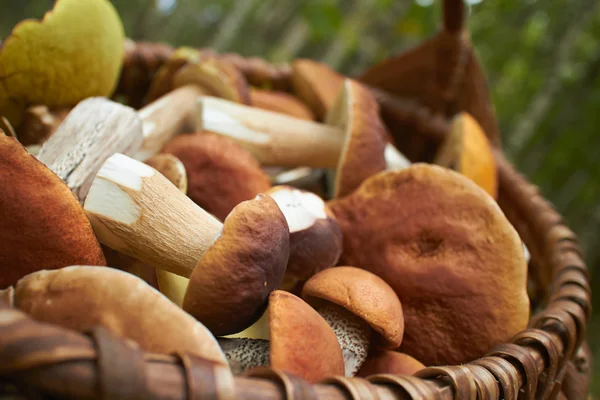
0 7 593 400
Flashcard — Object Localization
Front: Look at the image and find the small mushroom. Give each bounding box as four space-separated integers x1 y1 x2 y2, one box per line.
265 185 342 283
161 132 271 221
434 112 498 198
218 290 344 382
0 134 105 288
13 266 226 365
291 59 345 120
198 79 407 197
356 350 425 377
301 267 404 376
328 165 529 366
250 88 314 120
84 154 289 335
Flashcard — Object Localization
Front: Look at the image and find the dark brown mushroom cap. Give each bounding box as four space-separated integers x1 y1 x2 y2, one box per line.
328 80 387 198
269 290 344 383
0 134 106 288
161 132 271 221
183 194 290 336
266 185 342 281
328 164 529 366
356 350 425 377
302 266 404 348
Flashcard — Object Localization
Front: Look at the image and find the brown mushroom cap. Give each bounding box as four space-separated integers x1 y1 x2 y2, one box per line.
269 290 345 382
328 164 529 365
14 266 226 365
302 266 404 348
161 132 271 221
266 185 342 281
0 135 105 288
327 80 387 198
183 194 289 336
250 88 314 120
292 59 345 120
146 47 206 102
356 350 425 377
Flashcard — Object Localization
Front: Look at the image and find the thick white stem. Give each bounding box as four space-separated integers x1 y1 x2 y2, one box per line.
218 337 270 375
318 303 371 377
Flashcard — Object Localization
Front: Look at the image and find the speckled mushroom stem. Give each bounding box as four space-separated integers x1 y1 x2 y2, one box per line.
317 303 372 377
217 338 270 375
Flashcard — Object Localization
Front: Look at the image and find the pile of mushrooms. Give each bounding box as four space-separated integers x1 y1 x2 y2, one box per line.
0 0 533 386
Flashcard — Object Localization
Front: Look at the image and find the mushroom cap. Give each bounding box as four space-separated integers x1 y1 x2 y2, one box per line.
14 266 226 365
434 112 497 198
0 0 125 126
161 132 271 221
146 47 206 102
356 350 425 377
172 55 250 104
145 153 188 193
302 266 404 348
266 185 342 281
269 290 345 383
291 59 345 120
250 88 314 120
0 135 106 288
327 80 387 198
328 165 529 365
183 194 289 336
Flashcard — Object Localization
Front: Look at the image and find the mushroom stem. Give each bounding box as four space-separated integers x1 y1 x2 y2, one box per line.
217 337 270 375
84 153 223 277
318 303 372 376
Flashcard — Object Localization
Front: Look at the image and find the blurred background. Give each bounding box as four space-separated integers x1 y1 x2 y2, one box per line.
2 0 598 394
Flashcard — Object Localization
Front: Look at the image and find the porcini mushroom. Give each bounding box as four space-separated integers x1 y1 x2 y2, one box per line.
16 105 70 146
328 165 529 366
265 185 342 283
0 134 105 288
13 266 226 364
198 79 406 197
356 350 425 377
161 132 271 221
218 290 344 382
434 112 498 197
291 59 345 120
250 88 314 120
301 266 404 376
83 153 289 335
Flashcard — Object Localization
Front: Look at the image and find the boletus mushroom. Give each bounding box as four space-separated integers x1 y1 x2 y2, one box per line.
356 350 425 377
301 267 404 376
291 59 345 120
250 88 314 120
12 266 226 364
83 153 289 336
161 132 271 221
198 79 407 197
328 164 529 366
265 185 342 284
218 290 344 382
434 112 498 198
0 134 105 288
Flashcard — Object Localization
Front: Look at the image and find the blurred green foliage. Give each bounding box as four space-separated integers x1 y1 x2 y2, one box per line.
1 0 598 393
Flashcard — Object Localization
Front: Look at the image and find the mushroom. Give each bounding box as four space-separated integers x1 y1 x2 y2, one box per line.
265 185 343 283
0 287 14 307
250 88 314 120
356 350 426 377
0 0 125 127
16 105 70 146
161 132 271 221
301 266 404 376
327 164 529 366
198 79 408 197
291 59 345 120
218 290 344 382
0 134 105 288
434 112 498 198
83 153 289 335
13 266 226 365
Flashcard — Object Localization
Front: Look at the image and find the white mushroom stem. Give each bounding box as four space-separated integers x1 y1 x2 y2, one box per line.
84 153 223 277
317 303 372 377
197 96 408 171
218 338 270 375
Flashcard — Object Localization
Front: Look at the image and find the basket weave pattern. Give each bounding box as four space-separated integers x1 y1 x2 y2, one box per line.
0 41 592 400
